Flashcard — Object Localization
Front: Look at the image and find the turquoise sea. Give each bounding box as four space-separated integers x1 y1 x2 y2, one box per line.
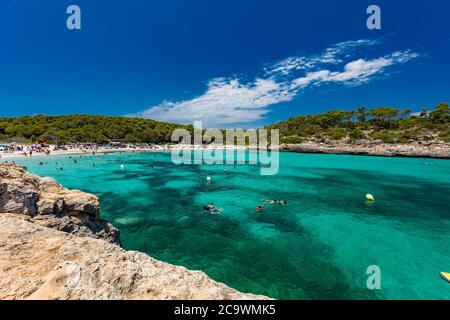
10 151 450 299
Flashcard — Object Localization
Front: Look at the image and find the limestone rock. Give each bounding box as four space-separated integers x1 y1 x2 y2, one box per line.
282 141 450 158
0 164 120 245
0 215 268 300
0 163 269 300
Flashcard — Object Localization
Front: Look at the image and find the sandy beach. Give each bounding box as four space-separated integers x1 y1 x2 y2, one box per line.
0 147 159 160
0 144 253 160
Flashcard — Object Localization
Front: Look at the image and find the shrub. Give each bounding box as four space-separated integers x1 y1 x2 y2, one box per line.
349 129 366 140
369 131 398 143
325 128 347 140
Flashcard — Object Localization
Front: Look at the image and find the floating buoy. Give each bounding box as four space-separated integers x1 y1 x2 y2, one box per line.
365 194 375 201
440 272 450 283
120 164 125 170
206 176 211 182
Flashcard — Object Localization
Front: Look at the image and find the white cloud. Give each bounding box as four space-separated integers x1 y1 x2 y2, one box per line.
132 40 419 127
291 50 420 88
134 78 295 127
265 39 381 76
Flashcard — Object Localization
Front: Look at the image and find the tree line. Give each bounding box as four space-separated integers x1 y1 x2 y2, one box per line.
0 115 190 144
266 103 450 144
0 103 448 145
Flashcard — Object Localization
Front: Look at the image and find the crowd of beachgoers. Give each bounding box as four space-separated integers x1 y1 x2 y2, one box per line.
0 142 253 159
0 142 165 159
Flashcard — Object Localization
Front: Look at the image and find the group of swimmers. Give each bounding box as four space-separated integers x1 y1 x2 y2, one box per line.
34 154 103 171
203 199 287 215
255 200 287 213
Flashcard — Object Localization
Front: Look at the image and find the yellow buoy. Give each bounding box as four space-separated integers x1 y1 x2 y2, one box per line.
440 272 450 283
365 194 375 201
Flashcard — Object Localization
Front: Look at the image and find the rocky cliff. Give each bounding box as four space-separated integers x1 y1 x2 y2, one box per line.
0 164 268 300
0 163 120 244
282 141 450 158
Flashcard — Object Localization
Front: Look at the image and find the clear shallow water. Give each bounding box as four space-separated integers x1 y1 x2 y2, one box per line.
10 151 450 299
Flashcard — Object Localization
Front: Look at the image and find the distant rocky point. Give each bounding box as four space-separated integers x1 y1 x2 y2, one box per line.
0 164 268 300
281 140 450 159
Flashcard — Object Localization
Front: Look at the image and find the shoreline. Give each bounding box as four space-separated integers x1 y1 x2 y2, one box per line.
0 147 161 160
1 142 449 160
281 141 450 159
0 145 252 160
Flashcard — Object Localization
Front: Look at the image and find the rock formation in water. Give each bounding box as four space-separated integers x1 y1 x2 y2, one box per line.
0 164 268 300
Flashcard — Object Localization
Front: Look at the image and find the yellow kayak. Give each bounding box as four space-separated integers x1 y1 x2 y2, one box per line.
440 272 450 283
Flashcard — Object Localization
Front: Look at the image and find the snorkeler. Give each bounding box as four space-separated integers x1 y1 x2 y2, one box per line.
255 205 264 212
262 200 288 205
203 203 223 215
203 203 215 211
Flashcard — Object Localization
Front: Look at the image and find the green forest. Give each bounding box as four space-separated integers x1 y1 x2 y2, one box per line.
266 103 450 144
0 103 449 144
0 115 189 144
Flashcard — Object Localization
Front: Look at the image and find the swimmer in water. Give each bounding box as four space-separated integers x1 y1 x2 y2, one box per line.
255 205 264 212
211 208 223 215
203 203 215 212
203 203 223 214
262 200 288 205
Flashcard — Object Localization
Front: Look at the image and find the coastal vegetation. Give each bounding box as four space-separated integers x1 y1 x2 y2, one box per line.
266 103 450 144
0 115 189 144
0 103 449 144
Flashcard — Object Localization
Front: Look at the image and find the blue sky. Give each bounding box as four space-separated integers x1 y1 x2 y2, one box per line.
1 0 449 128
